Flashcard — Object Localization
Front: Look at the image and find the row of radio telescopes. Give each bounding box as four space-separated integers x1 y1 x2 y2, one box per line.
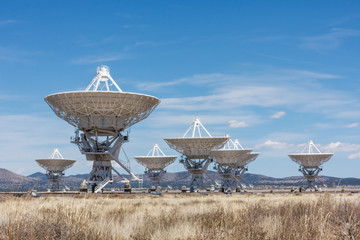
35 66 334 193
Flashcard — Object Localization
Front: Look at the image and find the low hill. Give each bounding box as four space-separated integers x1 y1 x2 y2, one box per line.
0 168 359 191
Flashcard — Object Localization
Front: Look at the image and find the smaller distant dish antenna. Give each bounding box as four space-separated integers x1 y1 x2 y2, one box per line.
211 138 259 191
164 118 229 188
134 144 176 184
288 140 334 189
36 149 76 192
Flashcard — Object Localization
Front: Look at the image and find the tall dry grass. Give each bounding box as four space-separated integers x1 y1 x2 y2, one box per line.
0 193 359 240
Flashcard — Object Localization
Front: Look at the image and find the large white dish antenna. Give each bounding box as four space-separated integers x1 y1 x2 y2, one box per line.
288 140 333 168
45 92 160 134
45 65 160 135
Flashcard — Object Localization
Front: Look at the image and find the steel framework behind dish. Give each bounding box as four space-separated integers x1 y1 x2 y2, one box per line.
45 66 160 193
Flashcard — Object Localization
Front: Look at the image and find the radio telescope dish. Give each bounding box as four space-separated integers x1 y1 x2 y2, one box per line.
44 66 160 193
211 139 259 190
236 152 260 168
164 118 229 188
211 139 252 167
45 66 159 135
35 149 76 191
134 144 176 183
288 140 334 189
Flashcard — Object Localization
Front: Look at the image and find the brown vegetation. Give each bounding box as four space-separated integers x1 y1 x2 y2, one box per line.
0 193 359 239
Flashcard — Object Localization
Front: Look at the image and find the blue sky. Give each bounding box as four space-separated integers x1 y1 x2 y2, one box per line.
0 1 360 178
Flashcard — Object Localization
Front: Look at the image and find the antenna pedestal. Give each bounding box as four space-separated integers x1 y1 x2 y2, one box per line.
73 131 130 186
180 157 213 187
46 171 64 191
145 169 166 183
234 167 248 181
215 165 236 189
299 166 322 188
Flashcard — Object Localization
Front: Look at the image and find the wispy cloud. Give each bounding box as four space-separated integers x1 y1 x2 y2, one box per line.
348 152 360 159
0 19 17 26
137 73 227 91
123 40 181 52
117 13 137 19
344 122 358 128
70 53 131 64
228 120 249 128
146 113 259 129
0 114 85 175
0 46 46 63
320 142 360 153
299 28 360 51
138 69 341 92
254 140 360 161
82 37 115 47
255 140 295 150
270 111 286 119
153 70 358 120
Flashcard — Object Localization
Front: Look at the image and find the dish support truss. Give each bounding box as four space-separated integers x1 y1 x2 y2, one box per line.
71 129 138 188
46 171 65 191
289 140 334 189
180 155 214 187
298 166 323 188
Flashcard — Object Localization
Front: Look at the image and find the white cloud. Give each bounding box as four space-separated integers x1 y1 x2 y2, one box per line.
70 54 130 64
344 122 358 128
228 120 249 128
320 142 360 153
255 140 295 150
146 113 259 129
348 152 360 159
15 168 25 175
270 111 286 119
137 73 229 91
154 70 358 120
0 46 46 63
0 20 17 26
0 114 85 175
299 28 360 51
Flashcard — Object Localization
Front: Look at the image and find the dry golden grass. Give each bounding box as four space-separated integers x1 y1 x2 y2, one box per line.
0 192 359 239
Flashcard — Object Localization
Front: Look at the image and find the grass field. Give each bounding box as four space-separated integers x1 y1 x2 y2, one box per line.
0 192 359 240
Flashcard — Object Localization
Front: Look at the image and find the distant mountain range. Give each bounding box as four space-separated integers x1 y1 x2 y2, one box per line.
0 168 359 192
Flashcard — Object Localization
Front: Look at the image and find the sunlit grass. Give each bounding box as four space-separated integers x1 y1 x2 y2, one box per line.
0 193 359 239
